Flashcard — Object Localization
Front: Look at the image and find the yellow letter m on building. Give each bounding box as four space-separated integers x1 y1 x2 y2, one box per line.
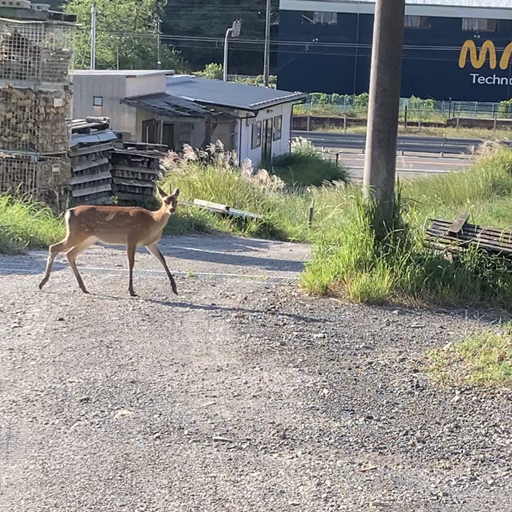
459 40 512 70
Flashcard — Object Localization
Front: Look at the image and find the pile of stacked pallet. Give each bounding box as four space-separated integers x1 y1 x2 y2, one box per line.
69 117 118 205
0 2 76 210
111 141 168 203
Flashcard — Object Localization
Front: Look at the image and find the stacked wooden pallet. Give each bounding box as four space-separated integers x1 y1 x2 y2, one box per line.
69 118 118 205
426 212 512 258
110 142 167 203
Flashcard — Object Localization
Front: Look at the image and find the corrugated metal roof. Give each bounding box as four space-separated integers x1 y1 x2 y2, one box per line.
121 92 236 120
73 70 174 77
166 76 307 112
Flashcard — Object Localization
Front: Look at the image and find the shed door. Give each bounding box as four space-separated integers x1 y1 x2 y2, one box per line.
261 118 273 167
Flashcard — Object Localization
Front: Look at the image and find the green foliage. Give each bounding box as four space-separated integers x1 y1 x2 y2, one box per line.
498 99 512 115
197 63 224 80
233 75 277 87
353 92 369 109
272 138 349 186
160 0 279 74
429 325 512 387
0 196 64 254
303 146 512 309
66 0 184 70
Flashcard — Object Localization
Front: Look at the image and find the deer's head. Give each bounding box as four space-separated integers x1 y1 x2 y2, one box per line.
158 186 180 215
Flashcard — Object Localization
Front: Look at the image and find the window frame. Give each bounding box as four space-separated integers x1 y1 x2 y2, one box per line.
273 115 283 141
92 95 103 107
251 121 262 149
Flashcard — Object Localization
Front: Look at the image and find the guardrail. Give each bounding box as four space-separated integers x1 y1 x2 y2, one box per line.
294 130 512 157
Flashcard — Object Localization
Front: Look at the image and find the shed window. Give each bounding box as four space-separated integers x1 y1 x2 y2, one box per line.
302 11 337 26
252 121 262 149
462 18 497 32
93 95 103 106
273 115 282 141
404 16 431 30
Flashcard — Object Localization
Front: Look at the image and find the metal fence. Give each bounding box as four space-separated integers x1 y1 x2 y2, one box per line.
300 94 512 121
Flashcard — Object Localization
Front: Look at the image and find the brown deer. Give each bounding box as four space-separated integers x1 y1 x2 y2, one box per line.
39 187 180 297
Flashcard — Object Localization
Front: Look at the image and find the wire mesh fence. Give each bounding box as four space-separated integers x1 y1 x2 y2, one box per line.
0 152 71 209
0 17 75 84
298 93 512 121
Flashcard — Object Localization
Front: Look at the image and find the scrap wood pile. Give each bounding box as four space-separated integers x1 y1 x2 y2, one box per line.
0 86 70 153
426 212 512 258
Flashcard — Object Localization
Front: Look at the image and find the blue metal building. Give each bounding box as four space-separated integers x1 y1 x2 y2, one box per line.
278 0 512 101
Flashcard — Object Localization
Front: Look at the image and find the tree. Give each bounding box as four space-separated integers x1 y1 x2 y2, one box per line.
160 0 279 74
66 0 184 71
196 63 223 80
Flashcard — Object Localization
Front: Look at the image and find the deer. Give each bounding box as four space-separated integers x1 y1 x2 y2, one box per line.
39 186 180 297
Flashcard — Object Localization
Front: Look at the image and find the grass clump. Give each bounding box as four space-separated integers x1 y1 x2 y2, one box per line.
428 326 512 387
159 143 347 242
303 145 512 308
272 137 348 186
0 195 64 254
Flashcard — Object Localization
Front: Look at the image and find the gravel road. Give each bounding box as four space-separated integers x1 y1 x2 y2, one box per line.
1 234 512 511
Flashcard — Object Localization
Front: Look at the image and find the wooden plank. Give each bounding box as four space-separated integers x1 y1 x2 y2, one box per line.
112 164 161 176
70 171 112 186
228 208 263 220
426 231 512 256
111 149 164 159
194 199 229 212
72 183 112 197
447 212 470 235
71 157 110 173
70 142 114 157
428 225 512 250
112 177 155 188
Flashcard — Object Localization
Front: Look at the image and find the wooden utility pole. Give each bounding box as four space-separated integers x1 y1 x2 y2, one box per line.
363 0 406 225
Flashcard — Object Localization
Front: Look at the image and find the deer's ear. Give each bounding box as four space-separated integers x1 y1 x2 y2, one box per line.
172 188 180 197
157 186 167 198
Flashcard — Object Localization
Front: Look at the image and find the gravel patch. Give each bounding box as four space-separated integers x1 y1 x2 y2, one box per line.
1 234 511 511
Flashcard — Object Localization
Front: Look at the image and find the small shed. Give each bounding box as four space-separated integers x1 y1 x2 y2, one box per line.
166 75 307 166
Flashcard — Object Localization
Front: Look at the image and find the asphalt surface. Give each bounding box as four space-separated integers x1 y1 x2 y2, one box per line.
333 152 472 182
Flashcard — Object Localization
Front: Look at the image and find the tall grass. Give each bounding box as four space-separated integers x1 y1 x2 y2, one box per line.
272 138 348 186
303 146 512 308
0 195 64 254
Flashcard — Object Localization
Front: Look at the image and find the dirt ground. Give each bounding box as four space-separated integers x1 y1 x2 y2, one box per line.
1 234 512 511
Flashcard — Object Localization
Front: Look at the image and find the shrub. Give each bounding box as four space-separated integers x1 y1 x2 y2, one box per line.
0 195 64 254
197 63 223 80
272 138 349 186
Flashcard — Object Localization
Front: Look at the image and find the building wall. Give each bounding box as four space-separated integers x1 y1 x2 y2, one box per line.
126 75 166 97
72 74 137 135
237 103 294 167
278 9 512 101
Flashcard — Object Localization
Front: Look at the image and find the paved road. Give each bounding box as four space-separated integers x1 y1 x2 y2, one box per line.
295 131 486 155
330 152 471 182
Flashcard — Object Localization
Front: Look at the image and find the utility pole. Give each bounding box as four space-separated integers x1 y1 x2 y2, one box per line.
263 0 271 87
362 0 406 225
223 20 241 82
157 15 161 69
90 3 96 70
157 1 167 70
